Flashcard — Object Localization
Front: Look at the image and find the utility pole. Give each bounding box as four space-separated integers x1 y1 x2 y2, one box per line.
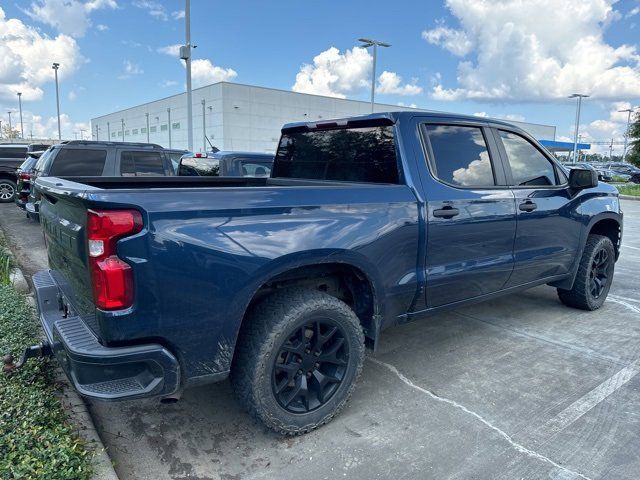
107 121 110 140
121 118 125 142
17 92 23 139
609 138 614 160
7 112 12 138
358 38 391 113
52 63 62 140
145 113 150 143
201 99 206 152
167 108 172 148
180 0 194 151
569 94 589 162
619 107 636 162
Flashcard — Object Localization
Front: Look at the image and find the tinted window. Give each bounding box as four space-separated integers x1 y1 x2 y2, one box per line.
499 131 557 186
28 144 49 152
0 147 28 159
423 124 495 187
19 157 38 170
241 162 271 177
120 151 165 177
273 126 398 183
178 157 220 176
34 149 53 174
49 149 107 176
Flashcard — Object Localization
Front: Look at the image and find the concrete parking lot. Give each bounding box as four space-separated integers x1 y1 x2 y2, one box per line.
1 200 639 480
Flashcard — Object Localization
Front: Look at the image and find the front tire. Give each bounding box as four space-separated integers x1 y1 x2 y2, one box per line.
557 234 615 310
231 288 365 435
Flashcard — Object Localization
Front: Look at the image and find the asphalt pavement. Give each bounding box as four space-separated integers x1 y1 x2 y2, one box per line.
1 200 639 480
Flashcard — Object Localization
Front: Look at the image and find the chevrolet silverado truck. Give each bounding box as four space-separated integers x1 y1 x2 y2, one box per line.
14 112 623 435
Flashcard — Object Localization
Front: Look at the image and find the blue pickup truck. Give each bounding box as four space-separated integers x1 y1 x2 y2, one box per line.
16 112 622 435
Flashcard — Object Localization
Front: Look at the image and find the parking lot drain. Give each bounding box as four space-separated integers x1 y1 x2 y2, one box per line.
368 357 592 480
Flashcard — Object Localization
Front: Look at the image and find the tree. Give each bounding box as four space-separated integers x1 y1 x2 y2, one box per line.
1 124 20 140
627 110 640 167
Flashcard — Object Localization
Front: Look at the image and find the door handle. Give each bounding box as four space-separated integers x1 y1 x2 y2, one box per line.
433 205 460 218
519 200 537 212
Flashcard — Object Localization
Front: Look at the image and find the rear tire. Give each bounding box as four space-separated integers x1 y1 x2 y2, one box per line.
557 234 615 310
231 288 365 435
0 179 16 203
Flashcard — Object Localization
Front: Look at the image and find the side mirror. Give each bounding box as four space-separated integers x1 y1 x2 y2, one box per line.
569 168 598 189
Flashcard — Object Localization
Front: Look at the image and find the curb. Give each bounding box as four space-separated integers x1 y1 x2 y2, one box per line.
620 194 640 201
18 270 120 480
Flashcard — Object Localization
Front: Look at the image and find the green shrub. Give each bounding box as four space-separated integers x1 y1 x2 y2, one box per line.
0 284 93 479
0 247 12 286
617 184 640 196
611 175 629 183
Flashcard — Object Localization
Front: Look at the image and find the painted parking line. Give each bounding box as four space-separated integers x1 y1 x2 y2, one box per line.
367 357 592 480
540 359 640 437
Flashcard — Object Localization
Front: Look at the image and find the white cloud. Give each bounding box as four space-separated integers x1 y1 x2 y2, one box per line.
398 102 418 108
118 60 143 79
570 101 636 155
626 6 640 18
68 90 77 100
423 0 640 101
377 71 423 96
189 59 237 87
422 24 474 56
133 0 167 21
157 44 181 57
25 0 117 38
160 79 177 87
0 107 88 140
96 23 108 31
0 7 82 102
171 10 185 20
292 47 372 98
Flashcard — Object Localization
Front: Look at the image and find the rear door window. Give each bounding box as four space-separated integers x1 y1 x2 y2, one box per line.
422 124 496 187
273 126 399 183
49 149 107 176
0 147 28 159
120 151 166 176
498 131 558 186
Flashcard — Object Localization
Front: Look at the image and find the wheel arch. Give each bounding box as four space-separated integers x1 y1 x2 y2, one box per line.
230 251 385 355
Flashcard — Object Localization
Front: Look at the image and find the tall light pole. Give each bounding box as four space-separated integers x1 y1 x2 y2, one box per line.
52 63 61 140
358 38 391 113
145 113 150 143
180 0 194 151
201 99 206 152
121 118 125 142
17 92 23 139
619 107 636 162
569 93 589 162
107 121 110 140
7 112 12 138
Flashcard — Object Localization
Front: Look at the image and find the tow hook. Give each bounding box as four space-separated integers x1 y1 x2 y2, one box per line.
2 342 53 373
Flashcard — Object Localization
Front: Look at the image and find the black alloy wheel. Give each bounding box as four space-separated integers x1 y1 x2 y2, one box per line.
589 248 611 299
272 319 349 413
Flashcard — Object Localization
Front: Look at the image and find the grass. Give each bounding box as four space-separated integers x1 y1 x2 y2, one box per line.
617 184 640 197
0 245 12 286
0 236 92 479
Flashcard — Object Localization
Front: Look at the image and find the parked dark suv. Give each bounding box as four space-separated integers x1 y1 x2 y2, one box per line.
14 150 45 210
27 141 173 220
0 143 50 202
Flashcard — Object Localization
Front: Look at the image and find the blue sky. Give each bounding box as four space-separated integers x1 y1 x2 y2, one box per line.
1 0 639 153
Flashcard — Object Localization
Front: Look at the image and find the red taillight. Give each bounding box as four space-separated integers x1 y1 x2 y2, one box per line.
87 209 142 310
19 173 31 180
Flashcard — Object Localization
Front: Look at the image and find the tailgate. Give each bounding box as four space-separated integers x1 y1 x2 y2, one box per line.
37 178 99 333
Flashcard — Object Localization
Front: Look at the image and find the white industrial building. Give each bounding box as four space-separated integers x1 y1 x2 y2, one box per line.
91 82 557 153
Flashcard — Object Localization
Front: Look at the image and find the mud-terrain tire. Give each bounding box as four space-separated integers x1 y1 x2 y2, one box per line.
231 288 365 435
557 234 615 311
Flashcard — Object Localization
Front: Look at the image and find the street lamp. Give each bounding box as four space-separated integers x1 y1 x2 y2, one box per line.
180 0 194 151
17 92 23 139
167 108 172 148
145 113 150 143
619 107 637 162
52 63 61 140
7 112 12 138
358 38 391 113
569 93 589 162
201 99 206 152
121 118 125 142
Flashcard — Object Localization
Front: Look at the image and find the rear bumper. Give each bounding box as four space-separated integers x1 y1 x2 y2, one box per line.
25 201 39 220
33 270 181 400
